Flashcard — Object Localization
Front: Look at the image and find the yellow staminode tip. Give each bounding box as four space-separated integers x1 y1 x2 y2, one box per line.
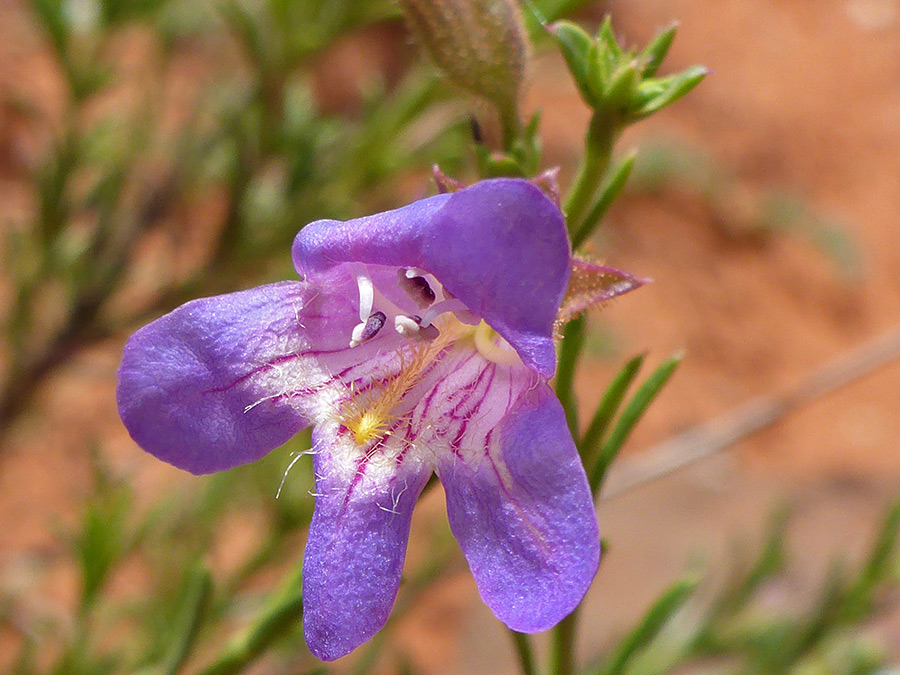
338 333 454 448
338 382 396 448
348 409 391 446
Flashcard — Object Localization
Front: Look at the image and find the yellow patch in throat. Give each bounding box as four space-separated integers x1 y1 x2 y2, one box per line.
345 407 391 446
338 333 454 447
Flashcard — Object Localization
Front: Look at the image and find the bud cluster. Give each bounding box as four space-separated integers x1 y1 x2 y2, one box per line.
551 17 707 125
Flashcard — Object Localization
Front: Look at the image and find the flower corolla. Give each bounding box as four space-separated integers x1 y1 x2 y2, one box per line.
117 178 635 660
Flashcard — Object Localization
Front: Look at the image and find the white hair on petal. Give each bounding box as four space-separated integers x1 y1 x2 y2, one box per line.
276 438 324 498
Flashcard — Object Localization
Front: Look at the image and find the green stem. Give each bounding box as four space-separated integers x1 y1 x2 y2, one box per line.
555 315 586 437
549 609 580 675
563 113 619 238
499 102 523 153
510 631 539 675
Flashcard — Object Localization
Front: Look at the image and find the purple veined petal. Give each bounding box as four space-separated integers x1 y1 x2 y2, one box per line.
116 271 387 474
292 179 570 378
302 424 432 661
437 380 599 633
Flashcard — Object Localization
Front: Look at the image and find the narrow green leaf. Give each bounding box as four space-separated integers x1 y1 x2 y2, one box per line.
197 565 304 675
639 22 678 78
839 500 900 622
590 352 683 494
714 505 790 618
783 559 848 665
156 564 213 675
510 631 539 675
598 575 698 675
29 0 69 57
76 468 133 612
9 638 37 675
860 500 900 585
634 65 708 118
572 150 636 248
578 353 645 463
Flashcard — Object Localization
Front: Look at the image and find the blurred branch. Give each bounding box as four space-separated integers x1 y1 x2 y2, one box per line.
0 172 182 429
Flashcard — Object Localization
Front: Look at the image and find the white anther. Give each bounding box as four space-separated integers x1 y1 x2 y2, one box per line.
350 322 368 347
394 315 421 336
404 267 427 279
394 314 440 341
350 311 386 348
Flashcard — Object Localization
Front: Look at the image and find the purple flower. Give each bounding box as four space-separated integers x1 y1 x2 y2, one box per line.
117 178 635 661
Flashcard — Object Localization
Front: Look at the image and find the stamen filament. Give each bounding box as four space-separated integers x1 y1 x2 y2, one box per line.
420 298 472 327
356 273 374 322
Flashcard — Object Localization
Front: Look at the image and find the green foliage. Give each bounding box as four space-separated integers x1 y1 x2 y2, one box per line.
139 563 213 675
583 502 900 675
577 353 645 466
555 315 588 436
594 574 699 675
585 352 684 495
74 449 136 612
196 563 304 675
570 151 635 248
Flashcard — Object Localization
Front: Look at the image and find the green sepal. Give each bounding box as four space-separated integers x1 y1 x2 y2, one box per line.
603 61 640 114
639 21 678 78
584 41 608 107
475 145 527 178
634 65 708 118
596 15 623 60
473 110 541 179
550 21 600 107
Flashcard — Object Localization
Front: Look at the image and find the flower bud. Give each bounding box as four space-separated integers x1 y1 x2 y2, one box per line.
400 0 528 125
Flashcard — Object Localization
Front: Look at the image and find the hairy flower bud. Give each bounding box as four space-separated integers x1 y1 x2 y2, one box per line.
400 0 528 131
